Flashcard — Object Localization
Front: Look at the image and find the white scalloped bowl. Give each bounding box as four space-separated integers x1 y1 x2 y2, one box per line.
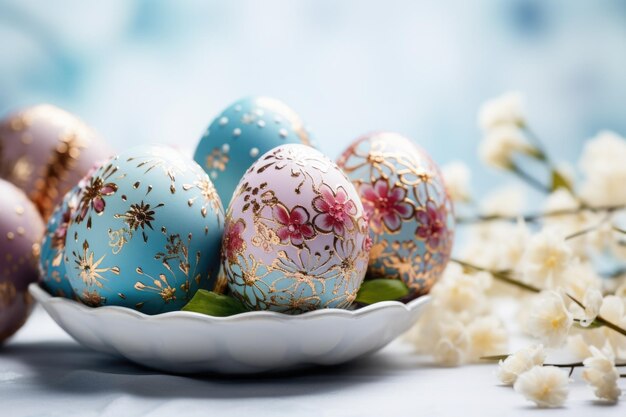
29 283 430 374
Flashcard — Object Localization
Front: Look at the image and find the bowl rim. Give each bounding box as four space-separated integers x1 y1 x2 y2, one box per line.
29 282 431 323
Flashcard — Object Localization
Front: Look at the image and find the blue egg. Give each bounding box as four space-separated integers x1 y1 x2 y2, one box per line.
193 97 313 206
64 145 225 314
39 185 82 299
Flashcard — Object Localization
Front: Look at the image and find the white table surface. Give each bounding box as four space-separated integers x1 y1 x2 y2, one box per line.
1 306 624 417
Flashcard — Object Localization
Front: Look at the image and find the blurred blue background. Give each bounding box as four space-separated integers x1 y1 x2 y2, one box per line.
1 0 625 194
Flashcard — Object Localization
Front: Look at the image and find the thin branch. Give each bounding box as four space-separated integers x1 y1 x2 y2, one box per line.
510 163 552 194
564 212 612 241
456 204 625 225
454 259 626 338
451 258 541 293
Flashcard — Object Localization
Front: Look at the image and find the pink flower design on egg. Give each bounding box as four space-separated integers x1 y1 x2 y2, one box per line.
273 204 315 246
360 178 414 233
415 200 447 249
312 184 357 235
224 218 246 262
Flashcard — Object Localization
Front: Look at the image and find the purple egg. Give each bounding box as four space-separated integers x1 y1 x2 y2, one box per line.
0 179 44 343
0 104 113 220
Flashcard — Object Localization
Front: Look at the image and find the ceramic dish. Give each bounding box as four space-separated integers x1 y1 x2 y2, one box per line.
29 283 430 374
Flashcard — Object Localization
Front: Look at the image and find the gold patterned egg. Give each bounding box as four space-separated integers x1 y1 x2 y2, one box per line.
0 104 113 220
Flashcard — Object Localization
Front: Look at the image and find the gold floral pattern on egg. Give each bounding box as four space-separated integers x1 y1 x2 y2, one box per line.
337 133 455 297
65 146 224 314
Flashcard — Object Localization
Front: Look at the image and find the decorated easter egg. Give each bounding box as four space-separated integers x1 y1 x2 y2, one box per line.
0 104 113 219
223 144 370 313
337 132 454 298
0 179 44 343
64 145 224 314
193 97 313 206
38 170 97 299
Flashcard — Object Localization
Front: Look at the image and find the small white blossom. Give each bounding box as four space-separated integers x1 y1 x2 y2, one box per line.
478 91 525 131
522 229 572 288
579 131 626 207
598 295 626 356
582 345 622 402
497 344 546 385
479 126 534 169
514 366 569 408
561 260 603 301
430 263 490 316
580 289 603 327
467 315 508 360
433 320 469 366
543 190 590 257
481 187 526 218
527 291 573 348
441 161 471 202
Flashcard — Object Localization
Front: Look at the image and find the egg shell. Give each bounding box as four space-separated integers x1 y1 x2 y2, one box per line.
0 104 113 219
193 97 313 206
337 132 454 298
0 179 44 343
38 175 94 299
223 144 370 313
64 145 225 314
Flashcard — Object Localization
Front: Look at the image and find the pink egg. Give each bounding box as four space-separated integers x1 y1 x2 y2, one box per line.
223 144 370 313
0 179 44 343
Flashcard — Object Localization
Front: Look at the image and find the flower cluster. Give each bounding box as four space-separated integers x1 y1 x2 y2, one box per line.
407 92 626 408
404 263 508 366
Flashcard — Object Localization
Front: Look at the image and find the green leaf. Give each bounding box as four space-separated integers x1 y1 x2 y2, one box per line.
355 279 410 305
182 290 248 317
550 169 573 193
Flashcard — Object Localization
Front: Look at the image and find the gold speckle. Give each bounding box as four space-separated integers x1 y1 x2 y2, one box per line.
16 227 24 236
15 206 24 215
6 232 14 240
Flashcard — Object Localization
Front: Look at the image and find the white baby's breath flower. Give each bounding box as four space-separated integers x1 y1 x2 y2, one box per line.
479 126 535 169
579 130 626 207
522 228 572 288
441 161 471 202
582 345 622 402
527 291 573 347
478 91 525 131
514 366 569 408
497 344 546 385
467 315 508 361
